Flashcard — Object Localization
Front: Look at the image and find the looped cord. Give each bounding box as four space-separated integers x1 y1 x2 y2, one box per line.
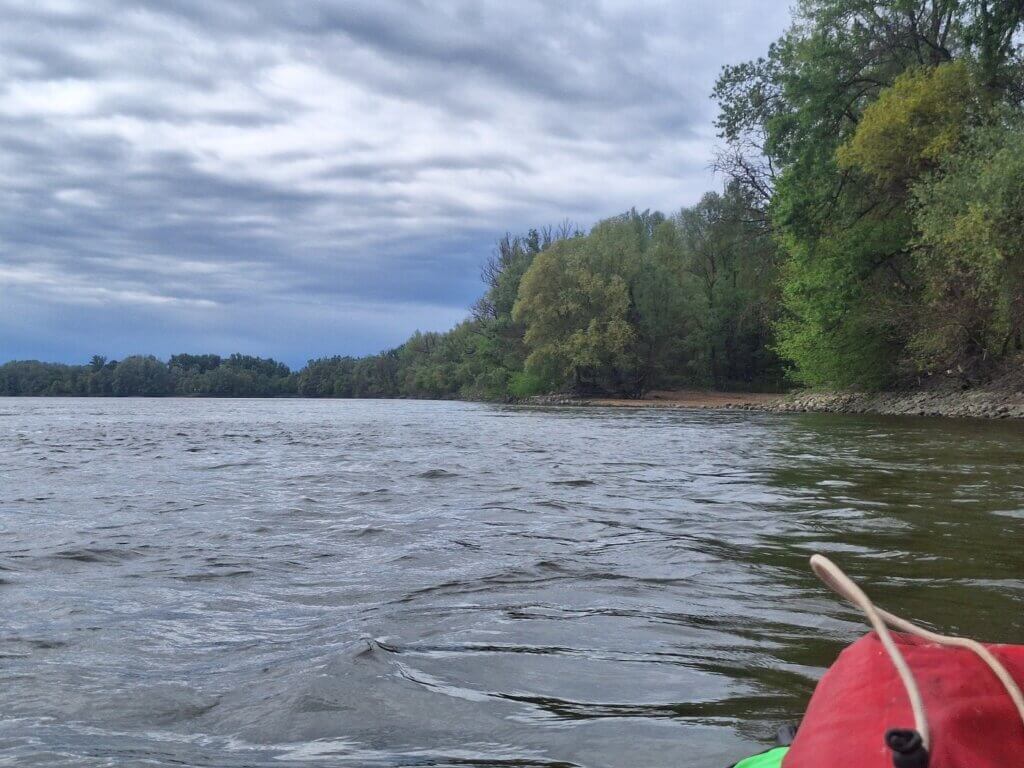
809 554 1024 751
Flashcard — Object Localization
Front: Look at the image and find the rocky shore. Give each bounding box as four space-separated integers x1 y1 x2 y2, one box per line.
766 386 1024 419
522 364 1024 419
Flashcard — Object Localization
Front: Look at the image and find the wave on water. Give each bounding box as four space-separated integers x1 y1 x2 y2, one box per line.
2 398 1023 767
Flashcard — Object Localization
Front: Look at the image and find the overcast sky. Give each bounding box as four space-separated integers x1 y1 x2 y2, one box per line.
0 0 792 367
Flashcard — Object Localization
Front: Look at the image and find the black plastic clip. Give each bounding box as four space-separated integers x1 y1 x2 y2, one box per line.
885 729 929 768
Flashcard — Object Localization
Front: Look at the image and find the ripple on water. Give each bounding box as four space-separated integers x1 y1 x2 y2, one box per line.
417 469 460 479
2 399 1024 767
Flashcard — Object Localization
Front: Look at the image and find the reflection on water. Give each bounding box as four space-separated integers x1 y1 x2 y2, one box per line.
1 399 1023 767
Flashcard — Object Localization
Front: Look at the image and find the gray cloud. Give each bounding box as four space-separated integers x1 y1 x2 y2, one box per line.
0 0 791 366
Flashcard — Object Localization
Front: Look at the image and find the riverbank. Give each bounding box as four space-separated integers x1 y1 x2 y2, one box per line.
524 367 1024 419
527 390 783 410
768 379 1024 419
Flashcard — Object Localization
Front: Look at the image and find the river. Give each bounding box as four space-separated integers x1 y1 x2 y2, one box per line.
2 398 1023 767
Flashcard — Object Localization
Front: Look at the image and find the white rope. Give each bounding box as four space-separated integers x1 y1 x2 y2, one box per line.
810 554 932 747
809 554 1024 751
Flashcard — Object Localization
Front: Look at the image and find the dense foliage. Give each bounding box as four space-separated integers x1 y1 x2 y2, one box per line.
5 1 1021 398
715 0 1024 387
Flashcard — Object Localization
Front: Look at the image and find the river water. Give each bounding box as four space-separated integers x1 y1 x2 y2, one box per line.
2 398 1023 767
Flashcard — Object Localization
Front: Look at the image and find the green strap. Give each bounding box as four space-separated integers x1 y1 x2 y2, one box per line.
732 746 788 768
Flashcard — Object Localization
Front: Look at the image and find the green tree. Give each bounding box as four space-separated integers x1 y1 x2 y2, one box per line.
676 186 781 387
715 0 1024 388
514 232 637 394
836 62 977 190
911 114 1024 372
111 356 171 396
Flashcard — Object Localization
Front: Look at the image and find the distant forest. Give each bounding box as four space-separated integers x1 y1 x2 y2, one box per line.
4 1 1023 399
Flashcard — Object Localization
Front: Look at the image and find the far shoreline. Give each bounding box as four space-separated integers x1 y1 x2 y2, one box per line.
5 383 1024 420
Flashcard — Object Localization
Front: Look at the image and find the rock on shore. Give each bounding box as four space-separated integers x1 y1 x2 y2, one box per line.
521 364 1024 419
767 387 1024 419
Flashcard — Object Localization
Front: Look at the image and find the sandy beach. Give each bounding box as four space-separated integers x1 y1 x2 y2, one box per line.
583 389 783 409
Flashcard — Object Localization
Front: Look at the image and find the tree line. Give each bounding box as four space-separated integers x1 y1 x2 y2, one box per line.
4 1 1022 399
0 354 297 397
1 195 783 399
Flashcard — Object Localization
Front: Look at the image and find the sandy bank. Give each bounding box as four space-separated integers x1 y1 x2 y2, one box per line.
524 389 783 410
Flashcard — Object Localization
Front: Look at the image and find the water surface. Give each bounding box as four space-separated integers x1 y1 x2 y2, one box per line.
2 399 1023 767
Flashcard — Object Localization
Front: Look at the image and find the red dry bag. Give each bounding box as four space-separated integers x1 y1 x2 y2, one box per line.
784 632 1024 767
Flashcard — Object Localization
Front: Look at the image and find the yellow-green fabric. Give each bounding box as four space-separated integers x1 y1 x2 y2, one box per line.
733 746 788 768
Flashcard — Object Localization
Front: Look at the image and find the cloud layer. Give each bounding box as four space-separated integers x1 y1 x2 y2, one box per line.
0 0 790 366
